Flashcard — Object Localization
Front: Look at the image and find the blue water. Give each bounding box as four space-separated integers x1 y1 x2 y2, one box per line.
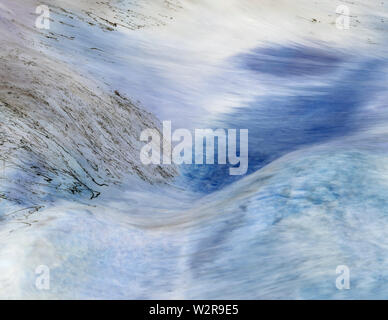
5 1 388 299
181 46 386 193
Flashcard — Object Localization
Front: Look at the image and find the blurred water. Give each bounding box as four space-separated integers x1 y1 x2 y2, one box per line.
2 0 388 299
182 50 387 192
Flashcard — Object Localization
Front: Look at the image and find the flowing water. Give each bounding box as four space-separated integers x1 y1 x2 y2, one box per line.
1 0 388 299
